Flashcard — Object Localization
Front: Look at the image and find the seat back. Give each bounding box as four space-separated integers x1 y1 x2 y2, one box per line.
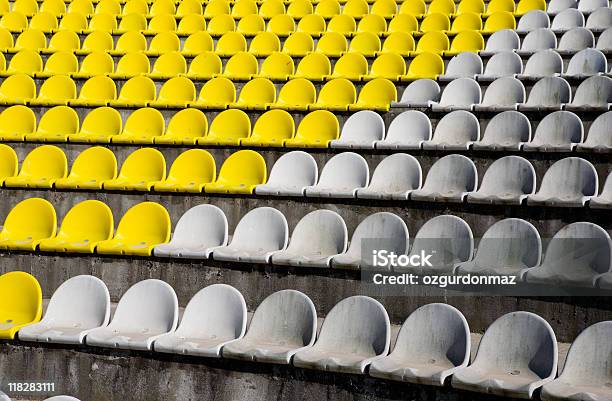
286 209 347 255
1 198 57 241
216 150 266 186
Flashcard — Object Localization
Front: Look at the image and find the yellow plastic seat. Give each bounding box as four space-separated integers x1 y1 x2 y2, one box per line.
148 32 180 54
282 31 314 56
88 13 117 32
0 73 36 104
207 14 235 36
366 52 405 80
342 0 367 17
315 0 340 18
259 51 294 80
388 14 418 33
0 272 42 339
216 31 247 56
0 52 5 71
316 31 347 56
294 52 331 81
75 52 114 79
69 106 122 143
48 30 80 52
152 76 196 108
150 0 175 16
327 15 356 35
515 0 546 15
450 12 483 33
381 32 415 55
148 14 177 33
204 150 266 194
187 51 222 79
111 75 156 107
231 0 257 18
40 0 66 16
153 149 216 193
39 51 78 77
272 78 315 110
111 107 165 144
177 0 202 17
310 77 355 110
297 14 326 36
0 11 28 31
237 14 266 36
150 51 186 78
223 51 258 79
95 201 170 256
287 0 313 19
371 0 398 18
249 31 280 56
95 0 121 15
232 77 276 110
420 12 450 32
115 31 147 54
0 200 55 252
484 0 514 16
357 14 387 34
0 144 17 184
70 75 117 107
29 12 58 32
399 0 426 16
331 52 368 80
82 31 114 53
349 31 381 56
445 30 484 55
0 27 14 48
204 0 230 19
4 145 67 188
13 0 38 16
401 51 444 80
267 14 295 36
123 0 148 15
427 0 455 15
197 108 250 145
177 14 206 34
457 0 485 14
118 13 147 31
415 30 449 53
54 147 118 190
284 109 338 148
59 13 87 32
0 0 8 13
349 77 396 111
28 75 76 107
0 105 35 141
260 0 285 19
102 148 166 192
15 29 46 50
483 11 516 33
241 109 294 147
183 31 214 54
113 52 150 78
155 108 208 145
193 76 236 109
23 106 78 142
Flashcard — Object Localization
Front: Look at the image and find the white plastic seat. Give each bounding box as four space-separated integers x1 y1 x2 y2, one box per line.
221 289 317 364
330 110 384 149
18 275 110 345
517 50 564 79
0 392 9 401
392 79 440 108
356 154 422 200
472 111 532 151
153 284 247 357
422 110 480 150
547 0 577 15
474 77 526 111
375 110 432 149
551 8 585 33
467 156 536 205
452 311 558 399
431 78 481 111
596 27 612 51
255 151 318 197
577 111 612 153
331 212 409 270
304 152 369 198
518 28 558 55
586 7 612 31
43 397 81 401
480 30 520 56
524 222 611 287
518 76 571 111
271 209 348 268
369 303 470 386
410 155 477 203
516 10 551 33
476 51 523 81
153 205 228 259
578 0 609 13
528 157 598 206
455 218 542 277
563 48 607 78
558 27 595 54
85 279 178 351
439 52 483 81
541 321 612 401
293 296 390 374
565 75 612 112
590 172 612 209
212 207 288 264
523 111 583 151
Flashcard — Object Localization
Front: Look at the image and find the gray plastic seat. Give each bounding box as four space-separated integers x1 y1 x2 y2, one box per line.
392 79 440 108
558 27 595 54
586 7 612 31
153 205 228 259
212 207 288 263
153 284 247 357
397 215 473 274
255 151 318 196
472 111 532 151
18 275 110 345
474 77 526 112
516 10 551 33
518 28 558 55
578 0 609 13
596 27 612 51
590 172 612 209
518 76 571 111
369 303 470 386
303 152 369 198
375 110 432 149
577 111 612 152
541 321 612 401
44 397 81 401
431 78 481 111
528 157 597 206
422 110 480 150
547 0 577 15
222 289 317 364
517 50 564 79
85 279 178 351
467 156 536 205
455 218 542 277
356 153 422 200
481 29 521 56
410 154 478 203
475 51 524 81
564 48 607 78
293 296 390 374
523 111 583 151
551 8 585 33
331 212 409 270
452 311 558 399
439 52 483 81
565 75 612 112
0 392 9 401
524 222 611 287
330 110 385 149
271 209 348 268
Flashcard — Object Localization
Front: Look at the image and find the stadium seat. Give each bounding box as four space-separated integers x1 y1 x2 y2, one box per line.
517 50 564 79
586 7 612 31
474 77 526 111
152 76 196 108
186 52 222 79
119 13 147 31
558 27 595 53
476 51 524 81
342 0 368 17
401 52 445 81
236 14 265 37
153 204 227 258
481 29 520 55
430 78 481 111
0 11 28 31
327 14 357 34
39 51 78 77
519 76 571 111
242 109 295 147
232 0 257 17
112 108 165 144
524 222 611 286
114 31 147 54
527 157 598 207
452 312 557 398
392 79 440 108
331 110 384 149
0 105 36 141
565 75 612 112
294 52 331 81
350 78 396 111
516 10 550 33
272 79 316 111
422 110 480 150
88 13 117 32
102 148 166 191
183 32 215 55
381 31 416 56
523 111 583 152
59 13 87 32
0 198 56 251
446 30 485 55
69 107 122 144
54 147 117 190
155 109 208 146
410 154 477 203
113 52 150 79
349 32 381 57
331 212 409 269
204 150 266 194
216 32 247 56
439 52 483 80
0 144 17 185
150 0 175 16
0 271 42 339
370 304 470 385
4 145 67 189
591 173 612 209
198 109 250 145
577 111 612 152
82 31 114 53
207 15 236 36
304 152 368 198
267 14 296 36
232 77 276 110
15 29 47 51
547 0 577 15
249 32 281 56
315 0 341 18
193 77 236 109
375 110 431 149
86 279 177 350
222 290 316 364
415 31 450 54
259 52 295 80
282 32 314 56
450 12 483 32
70 76 117 107
564 48 607 78
315 32 347 56
177 14 206 35
150 52 187 79
518 28 557 54
366 53 405 81
28 75 76 107
467 156 536 205
285 110 339 148
551 8 584 32
254 151 317 197
399 0 426 15
271 209 348 268
356 154 422 200
111 76 156 108
309 78 354 110
153 149 216 193
176 0 202 17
